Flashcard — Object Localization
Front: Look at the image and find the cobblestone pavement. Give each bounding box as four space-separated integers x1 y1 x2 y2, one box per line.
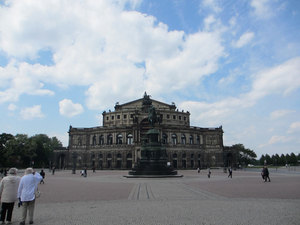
5 169 300 225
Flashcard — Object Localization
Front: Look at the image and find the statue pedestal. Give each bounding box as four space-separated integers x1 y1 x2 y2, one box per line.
126 128 182 178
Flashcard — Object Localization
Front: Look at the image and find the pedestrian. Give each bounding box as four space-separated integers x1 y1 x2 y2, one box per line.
197 167 200 173
262 166 271 182
228 167 232 178
52 167 55 175
207 168 211 178
40 170 45 184
3 169 7 177
0 168 21 224
84 167 87 178
17 168 43 225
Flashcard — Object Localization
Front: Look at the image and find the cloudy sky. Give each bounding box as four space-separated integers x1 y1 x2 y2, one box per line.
1 0 299 158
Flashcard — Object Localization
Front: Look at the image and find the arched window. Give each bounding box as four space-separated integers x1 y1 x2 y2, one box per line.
172 134 177 145
99 135 104 145
196 135 200 145
107 134 113 145
127 134 133 145
189 135 194 144
117 134 123 145
181 134 186 145
162 133 168 144
126 153 132 169
78 137 82 146
92 135 96 146
107 153 112 168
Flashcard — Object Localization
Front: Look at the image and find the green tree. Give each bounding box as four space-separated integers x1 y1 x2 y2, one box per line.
29 134 63 167
285 153 291 164
0 133 14 167
290 153 298 165
259 154 265 165
280 154 286 166
4 134 33 167
231 144 257 166
273 154 280 166
265 154 271 165
0 133 64 168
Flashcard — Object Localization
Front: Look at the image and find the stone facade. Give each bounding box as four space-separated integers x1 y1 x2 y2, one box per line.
54 93 226 170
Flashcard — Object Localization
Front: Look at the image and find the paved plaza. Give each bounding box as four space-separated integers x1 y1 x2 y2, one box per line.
4 168 300 225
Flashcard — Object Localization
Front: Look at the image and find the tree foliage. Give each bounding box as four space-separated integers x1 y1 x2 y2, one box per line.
228 144 257 166
259 152 299 166
0 133 63 168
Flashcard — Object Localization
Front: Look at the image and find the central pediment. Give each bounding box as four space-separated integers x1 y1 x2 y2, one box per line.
114 93 176 111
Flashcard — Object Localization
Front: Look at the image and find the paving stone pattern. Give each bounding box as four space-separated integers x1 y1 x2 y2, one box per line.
5 169 300 225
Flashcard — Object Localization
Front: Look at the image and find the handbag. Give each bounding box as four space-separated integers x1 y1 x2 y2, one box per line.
35 188 41 198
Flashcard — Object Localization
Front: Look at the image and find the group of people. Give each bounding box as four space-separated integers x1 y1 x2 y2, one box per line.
0 168 43 225
196 166 271 181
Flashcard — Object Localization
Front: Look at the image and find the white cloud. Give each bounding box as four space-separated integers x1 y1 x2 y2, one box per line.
8 103 17 111
180 57 300 124
0 62 54 103
270 109 295 120
232 32 254 48
247 57 300 103
0 0 225 109
268 135 291 145
288 122 300 134
250 0 273 19
202 0 222 13
20 105 44 120
59 99 84 117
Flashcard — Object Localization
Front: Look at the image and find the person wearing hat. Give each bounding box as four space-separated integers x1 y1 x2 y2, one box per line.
0 168 21 224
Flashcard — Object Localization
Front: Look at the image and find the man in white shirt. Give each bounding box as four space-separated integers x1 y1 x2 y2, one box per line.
17 168 42 225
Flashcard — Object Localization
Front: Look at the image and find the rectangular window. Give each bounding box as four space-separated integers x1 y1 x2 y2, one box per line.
124 114 127 119
111 116 114 120
106 116 109 120
130 114 134 118
117 115 120 119
179 116 181 120
173 115 176 120
184 117 186 121
167 114 170 119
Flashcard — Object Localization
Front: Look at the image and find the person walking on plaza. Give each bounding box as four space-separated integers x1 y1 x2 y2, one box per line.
207 168 211 178
18 168 42 225
39 170 45 184
84 167 87 178
228 167 233 178
52 167 55 175
0 168 20 224
262 166 271 182
197 167 200 173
